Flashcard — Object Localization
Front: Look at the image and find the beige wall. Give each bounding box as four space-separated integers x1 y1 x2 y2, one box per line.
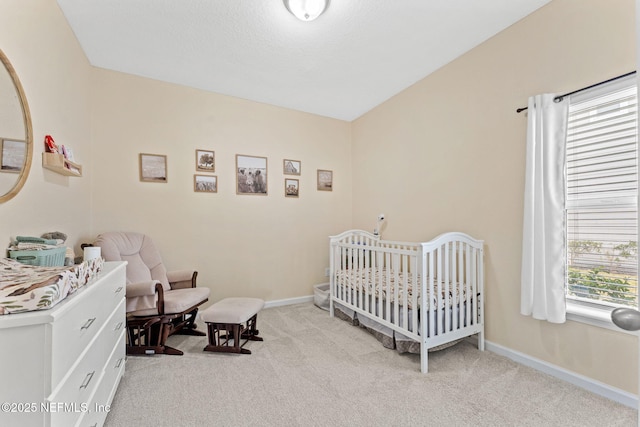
1 0 638 396
0 0 352 305
0 0 94 254
352 0 638 393
89 69 352 302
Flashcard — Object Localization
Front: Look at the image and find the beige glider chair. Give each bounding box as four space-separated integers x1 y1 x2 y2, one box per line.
93 232 210 356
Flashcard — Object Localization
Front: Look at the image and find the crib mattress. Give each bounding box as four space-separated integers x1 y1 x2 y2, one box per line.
334 267 470 310
0 257 104 315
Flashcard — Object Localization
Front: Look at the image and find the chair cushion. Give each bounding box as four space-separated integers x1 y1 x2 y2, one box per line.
130 287 210 317
201 297 265 324
95 232 171 291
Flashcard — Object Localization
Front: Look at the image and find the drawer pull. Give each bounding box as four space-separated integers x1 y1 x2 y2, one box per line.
115 321 123 331
80 371 95 389
81 317 96 330
115 358 124 369
115 286 123 294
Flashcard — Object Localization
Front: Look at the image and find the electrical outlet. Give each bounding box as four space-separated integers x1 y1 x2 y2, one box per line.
324 267 330 277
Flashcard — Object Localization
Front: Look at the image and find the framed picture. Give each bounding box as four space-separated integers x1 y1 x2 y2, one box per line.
283 159 301 175
196 149 215 172
139 153 167 182
194 174 217 193
317 169 333 191
0 139 26 173
236 154 268 195
285 178 299 198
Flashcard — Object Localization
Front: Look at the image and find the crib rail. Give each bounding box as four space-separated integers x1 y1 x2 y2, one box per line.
329 229 484 373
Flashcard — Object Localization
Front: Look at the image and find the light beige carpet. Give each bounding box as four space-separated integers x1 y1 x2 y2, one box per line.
105 303 636 426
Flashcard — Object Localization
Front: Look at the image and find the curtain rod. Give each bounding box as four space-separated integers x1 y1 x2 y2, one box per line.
516 71 637 113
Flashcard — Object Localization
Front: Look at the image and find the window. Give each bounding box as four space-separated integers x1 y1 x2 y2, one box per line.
565 75 638 313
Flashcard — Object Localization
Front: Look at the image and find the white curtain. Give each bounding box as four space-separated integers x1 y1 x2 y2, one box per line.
521 94 569 324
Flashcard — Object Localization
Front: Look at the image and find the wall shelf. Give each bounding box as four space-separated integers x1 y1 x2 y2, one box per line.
42 152 82 177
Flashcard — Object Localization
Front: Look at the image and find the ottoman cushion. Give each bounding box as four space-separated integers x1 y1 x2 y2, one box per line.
201 297 265 324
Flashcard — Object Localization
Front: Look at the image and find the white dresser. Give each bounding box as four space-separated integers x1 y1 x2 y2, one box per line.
0 261 127 427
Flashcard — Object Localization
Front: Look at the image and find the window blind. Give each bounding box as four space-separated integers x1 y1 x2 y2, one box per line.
566 79 638 307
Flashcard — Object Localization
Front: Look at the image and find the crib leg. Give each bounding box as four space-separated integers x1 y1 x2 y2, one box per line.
420 342 428 373
478 330 485 352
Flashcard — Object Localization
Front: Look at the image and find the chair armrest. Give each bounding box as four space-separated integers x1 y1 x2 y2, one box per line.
167 270 197 289
127 280 162 297
125 281 163 314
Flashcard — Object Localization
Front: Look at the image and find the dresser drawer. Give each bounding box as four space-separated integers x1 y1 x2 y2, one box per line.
98 299 126 364
51 279 125 386
48 299 125 427
48 344 106 427
78 332 125 427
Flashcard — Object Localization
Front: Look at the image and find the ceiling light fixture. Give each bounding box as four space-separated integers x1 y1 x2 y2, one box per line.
283 0 328 22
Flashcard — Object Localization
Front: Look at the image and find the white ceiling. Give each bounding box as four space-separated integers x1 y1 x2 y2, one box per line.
56 0 551 121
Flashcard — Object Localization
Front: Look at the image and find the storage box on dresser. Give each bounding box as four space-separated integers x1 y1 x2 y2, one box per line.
0 261 127 427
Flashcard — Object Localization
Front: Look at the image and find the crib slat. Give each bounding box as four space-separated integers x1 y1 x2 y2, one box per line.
472 247 478 325
428 251 435 338
385 251 391 323
451 241 458 331
377 250 383 319
401 253 408 329
358 245 363 310
457 242 464 329
444 241 450 333
411 254 418 334
393 253 399 329
437 246 444 335
465 247 476 326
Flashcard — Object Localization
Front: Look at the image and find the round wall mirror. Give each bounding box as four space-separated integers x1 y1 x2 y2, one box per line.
0 49 32 203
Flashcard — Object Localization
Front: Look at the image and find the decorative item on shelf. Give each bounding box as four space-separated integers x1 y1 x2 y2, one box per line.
44 134 58 154
60 144 74 161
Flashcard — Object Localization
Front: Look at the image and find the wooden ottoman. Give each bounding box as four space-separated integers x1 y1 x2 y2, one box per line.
201 297 264 354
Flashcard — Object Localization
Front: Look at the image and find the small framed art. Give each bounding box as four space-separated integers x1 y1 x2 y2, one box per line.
236 154 267 195
283 159 301 175
317 169 333 191
285 178 299 198
194 174 217 193
139 153 167 182
196 149 215 172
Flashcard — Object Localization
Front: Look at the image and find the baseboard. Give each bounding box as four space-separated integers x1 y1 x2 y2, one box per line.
484 339 638 409
265 295 314 309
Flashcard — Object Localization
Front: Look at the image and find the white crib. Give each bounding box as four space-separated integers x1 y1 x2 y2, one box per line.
329 229 485 373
